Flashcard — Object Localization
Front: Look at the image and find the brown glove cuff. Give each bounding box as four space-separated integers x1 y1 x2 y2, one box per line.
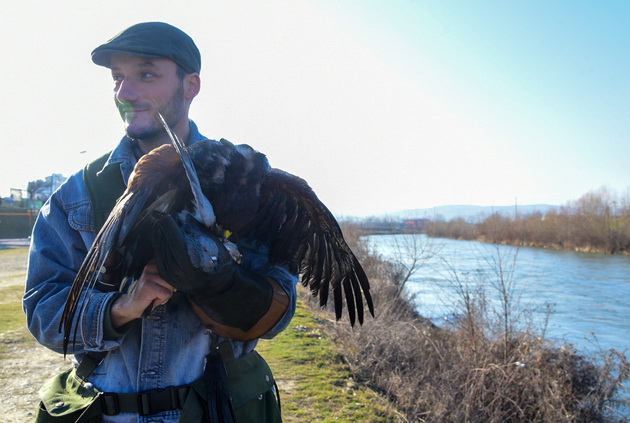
189 277 290 340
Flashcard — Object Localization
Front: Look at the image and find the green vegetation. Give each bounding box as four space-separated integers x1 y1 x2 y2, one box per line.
0 247 29 334
257 301 400 422
0 285 26 334
0 247 29 260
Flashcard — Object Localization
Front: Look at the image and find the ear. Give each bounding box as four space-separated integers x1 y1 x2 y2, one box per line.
184 73 201 100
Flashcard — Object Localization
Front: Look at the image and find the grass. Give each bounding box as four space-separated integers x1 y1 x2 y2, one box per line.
0 247 29 260
257 300 401 422
0 247 29 335
0 285 26 334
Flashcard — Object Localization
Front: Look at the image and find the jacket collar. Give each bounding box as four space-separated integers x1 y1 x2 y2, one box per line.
96 120 206 183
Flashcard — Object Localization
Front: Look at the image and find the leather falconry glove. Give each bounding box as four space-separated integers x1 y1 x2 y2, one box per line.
151 211 289 340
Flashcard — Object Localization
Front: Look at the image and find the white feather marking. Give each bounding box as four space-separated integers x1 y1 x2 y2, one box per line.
157 113 216 227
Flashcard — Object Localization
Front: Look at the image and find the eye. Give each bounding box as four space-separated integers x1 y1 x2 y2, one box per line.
112 74 123 86
141 72 156 80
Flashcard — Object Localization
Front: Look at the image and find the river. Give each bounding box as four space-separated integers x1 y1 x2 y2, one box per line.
366 234 630 355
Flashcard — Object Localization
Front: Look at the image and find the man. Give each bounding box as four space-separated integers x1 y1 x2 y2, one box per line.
24 22 298 423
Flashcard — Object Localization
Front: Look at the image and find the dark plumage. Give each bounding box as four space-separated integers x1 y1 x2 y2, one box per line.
60 135 374 353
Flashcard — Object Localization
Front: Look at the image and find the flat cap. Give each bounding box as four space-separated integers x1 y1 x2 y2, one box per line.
92 22 201 74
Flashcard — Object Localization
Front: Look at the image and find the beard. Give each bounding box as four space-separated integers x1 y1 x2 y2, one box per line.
118 83 186 143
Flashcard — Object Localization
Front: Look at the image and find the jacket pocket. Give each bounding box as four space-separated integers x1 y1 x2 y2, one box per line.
66 202 94 232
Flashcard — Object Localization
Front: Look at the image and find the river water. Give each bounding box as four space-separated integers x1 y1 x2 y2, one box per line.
366 234 630 355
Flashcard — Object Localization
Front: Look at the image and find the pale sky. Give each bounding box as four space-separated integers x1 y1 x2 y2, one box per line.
1 1 628 216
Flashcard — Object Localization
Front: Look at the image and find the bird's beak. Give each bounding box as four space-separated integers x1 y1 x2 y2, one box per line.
157 113 180 147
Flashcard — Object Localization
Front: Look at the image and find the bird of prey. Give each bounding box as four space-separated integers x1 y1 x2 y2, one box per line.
60 119 374 352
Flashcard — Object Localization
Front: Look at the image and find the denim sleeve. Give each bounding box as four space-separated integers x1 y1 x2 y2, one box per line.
22 175 124 355
239 240 299 339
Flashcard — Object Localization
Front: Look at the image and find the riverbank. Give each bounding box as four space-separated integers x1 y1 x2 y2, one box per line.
470 234 630 256
336 224 630 422
364 230 630 256
423 191 630 256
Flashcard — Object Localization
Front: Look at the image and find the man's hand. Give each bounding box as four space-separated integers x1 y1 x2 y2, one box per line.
110 261 175 329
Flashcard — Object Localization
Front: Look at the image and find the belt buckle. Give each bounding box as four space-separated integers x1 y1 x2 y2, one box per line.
101 392 120 416
139 388 175 416
138 386 189 416
138 391 154 416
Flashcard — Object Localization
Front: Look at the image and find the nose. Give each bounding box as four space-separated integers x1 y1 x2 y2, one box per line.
115 78 139 104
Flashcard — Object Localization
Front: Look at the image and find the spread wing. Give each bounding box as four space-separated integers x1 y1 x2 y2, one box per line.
61 137 374 354
241 168 374 326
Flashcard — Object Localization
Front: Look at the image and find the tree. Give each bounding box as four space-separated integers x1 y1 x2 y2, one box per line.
27 179 49 201
26 174 67 203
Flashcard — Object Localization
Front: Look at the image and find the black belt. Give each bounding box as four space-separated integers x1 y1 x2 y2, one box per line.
100 385 190 416
78 340 238 417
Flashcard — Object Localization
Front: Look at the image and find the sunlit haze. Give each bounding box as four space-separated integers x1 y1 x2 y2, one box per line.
1 1 628 216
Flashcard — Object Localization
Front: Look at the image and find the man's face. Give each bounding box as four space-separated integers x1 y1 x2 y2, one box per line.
110 54 186 143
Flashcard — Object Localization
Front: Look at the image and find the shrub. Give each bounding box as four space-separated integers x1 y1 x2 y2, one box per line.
311 223 630 422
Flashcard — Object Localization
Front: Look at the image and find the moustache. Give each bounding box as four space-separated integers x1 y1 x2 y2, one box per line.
117 102 153 115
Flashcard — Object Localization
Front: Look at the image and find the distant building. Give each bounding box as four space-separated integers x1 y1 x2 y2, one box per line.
402 218 429 232
0 172 67 239
28 173 67 203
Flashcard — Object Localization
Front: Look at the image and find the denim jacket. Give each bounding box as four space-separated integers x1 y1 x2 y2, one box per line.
23 121 298 423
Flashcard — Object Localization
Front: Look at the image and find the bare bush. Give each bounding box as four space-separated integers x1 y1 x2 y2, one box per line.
318 223 630 422
425 187 630 255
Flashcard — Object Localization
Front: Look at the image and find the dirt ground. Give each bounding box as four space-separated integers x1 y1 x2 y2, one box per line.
0 244 72 422
0 330 71 422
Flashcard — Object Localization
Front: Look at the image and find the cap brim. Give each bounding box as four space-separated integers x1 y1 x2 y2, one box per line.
91 47 163 69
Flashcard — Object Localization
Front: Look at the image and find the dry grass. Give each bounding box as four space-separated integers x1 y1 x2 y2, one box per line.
314 223 630 423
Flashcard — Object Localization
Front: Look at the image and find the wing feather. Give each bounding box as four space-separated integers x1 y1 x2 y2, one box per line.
242 168 373 325
62 138 373 356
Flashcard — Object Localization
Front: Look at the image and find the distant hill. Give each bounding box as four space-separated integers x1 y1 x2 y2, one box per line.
392 204 556 222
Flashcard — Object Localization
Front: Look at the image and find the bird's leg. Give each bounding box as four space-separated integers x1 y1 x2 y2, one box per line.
219 229 242 264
